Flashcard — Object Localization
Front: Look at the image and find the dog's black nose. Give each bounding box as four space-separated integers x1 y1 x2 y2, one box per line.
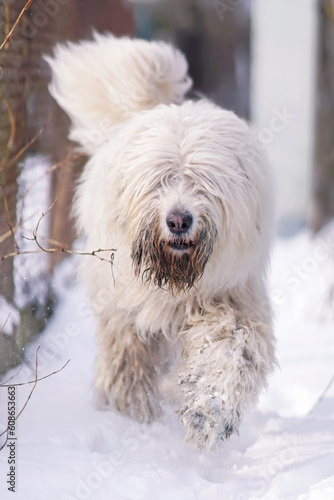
166 211 193 235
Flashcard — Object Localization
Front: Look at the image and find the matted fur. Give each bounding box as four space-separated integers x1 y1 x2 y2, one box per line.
131 213 216 294
46 33 277 451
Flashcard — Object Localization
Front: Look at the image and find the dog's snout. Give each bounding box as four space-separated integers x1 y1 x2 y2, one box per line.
166 211 193 235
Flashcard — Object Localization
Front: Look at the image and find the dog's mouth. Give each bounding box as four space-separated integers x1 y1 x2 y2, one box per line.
132 222 216 293
167 238 194 252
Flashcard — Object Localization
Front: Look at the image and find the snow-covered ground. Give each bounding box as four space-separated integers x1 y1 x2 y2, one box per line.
1 225 334 500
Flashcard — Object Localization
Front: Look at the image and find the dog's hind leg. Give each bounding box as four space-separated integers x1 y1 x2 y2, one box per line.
95 317 161 423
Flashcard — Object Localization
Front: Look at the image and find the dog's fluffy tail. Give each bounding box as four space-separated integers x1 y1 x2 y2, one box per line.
45 32 192 151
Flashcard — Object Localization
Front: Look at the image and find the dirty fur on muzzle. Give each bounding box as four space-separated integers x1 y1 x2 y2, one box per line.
131 216 217 294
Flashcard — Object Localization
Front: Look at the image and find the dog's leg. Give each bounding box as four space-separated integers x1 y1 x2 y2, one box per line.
95 318 160 423
178 301 276 450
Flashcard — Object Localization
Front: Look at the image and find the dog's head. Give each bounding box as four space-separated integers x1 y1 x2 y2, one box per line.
108 100 272 294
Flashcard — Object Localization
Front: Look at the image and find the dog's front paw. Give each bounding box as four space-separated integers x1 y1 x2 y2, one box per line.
178 376 241 450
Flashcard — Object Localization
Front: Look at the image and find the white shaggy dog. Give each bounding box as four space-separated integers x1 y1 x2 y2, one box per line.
46 33 276 451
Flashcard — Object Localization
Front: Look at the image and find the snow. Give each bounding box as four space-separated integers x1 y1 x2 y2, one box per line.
14 154 51 309
1 226 334 500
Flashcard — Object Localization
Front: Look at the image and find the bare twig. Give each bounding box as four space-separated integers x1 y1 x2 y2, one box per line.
0 313 11 336
15 346 40 421
33 199 59 252
0 113 52 173
308 372 334 415
0 0 35 52
37 235 72 250
30 199 115 264
1 182 115 265
0 184 19 253
25 152 84 196
0 427 9 450
0 359 70 387
1 247 116 263
0 227 17 245
0 365 23 386
0 348 70 444
1 159 115 269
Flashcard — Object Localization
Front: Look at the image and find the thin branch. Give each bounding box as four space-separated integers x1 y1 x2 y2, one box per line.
0 0 35 52
0 350 70 442
1 247 116 264
38 235 72 250
14 345 40 422
0 427 9 451
0 347 41 443
1 173 115 266
0 113 52 173
0 365 24 386
1 248 55 259
30 199 115 263
33 199 58 252
0 184 19 253
42 151 85 177
1 359 70 387
0 227 17 245
0 313 11 336
308 372 334 415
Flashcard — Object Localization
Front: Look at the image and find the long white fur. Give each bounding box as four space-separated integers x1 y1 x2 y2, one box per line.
46 33 276 451
45 32 192 151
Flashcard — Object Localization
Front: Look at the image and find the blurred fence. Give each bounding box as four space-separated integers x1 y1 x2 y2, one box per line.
0 0 134 374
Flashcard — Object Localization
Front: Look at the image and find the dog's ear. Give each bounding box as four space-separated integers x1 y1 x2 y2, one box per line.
44 32 192 152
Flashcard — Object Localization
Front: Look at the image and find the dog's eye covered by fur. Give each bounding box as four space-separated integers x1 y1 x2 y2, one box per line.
46 32 276 451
